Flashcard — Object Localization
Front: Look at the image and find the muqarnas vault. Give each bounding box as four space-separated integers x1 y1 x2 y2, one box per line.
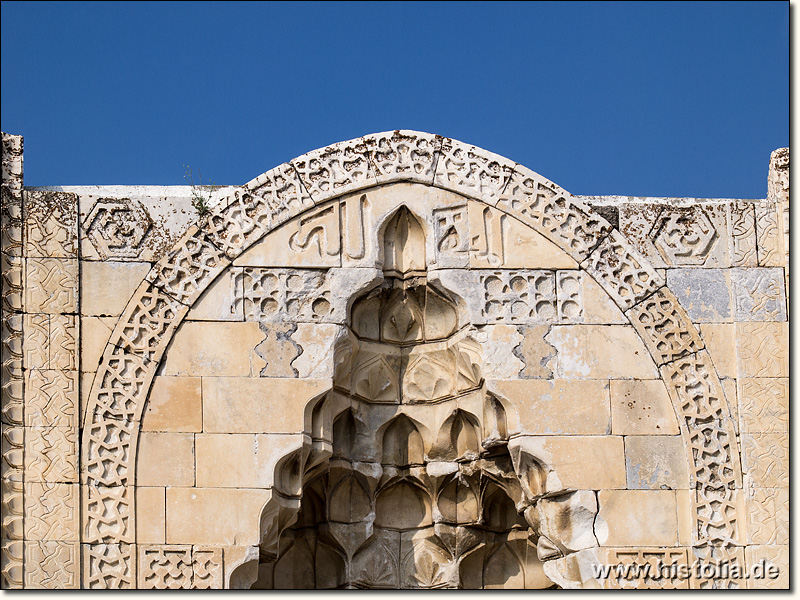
0 131 789 589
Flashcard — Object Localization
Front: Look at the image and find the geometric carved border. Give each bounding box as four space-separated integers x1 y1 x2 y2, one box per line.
3 132 82 589
78 131 742 588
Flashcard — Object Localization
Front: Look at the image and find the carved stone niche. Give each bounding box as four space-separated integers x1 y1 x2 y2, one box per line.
246 206 597 589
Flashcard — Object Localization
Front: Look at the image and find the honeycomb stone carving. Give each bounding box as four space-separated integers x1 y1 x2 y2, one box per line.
235 268 332 322
480 270 557 323
4 131 783 588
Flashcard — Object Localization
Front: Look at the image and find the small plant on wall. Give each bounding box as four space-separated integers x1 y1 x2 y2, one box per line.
183 165 217 217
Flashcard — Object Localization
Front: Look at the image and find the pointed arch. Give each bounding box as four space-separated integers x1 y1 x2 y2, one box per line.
81 130 740 588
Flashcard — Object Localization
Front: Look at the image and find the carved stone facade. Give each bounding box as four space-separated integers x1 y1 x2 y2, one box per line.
0 131 788 589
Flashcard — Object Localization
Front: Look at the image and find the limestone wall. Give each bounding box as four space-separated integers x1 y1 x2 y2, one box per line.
0 131 788 589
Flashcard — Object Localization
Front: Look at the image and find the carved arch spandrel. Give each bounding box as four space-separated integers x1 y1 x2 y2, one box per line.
81 131 740 588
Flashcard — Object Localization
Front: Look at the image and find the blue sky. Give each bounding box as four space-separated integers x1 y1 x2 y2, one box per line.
1 1 789 198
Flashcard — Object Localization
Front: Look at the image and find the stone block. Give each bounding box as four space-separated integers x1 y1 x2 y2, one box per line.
624 436 689 489
595 490 678 547
435 138 515 204
136 487 166 544
141 377 202 433
676 489 693 546
25 369 78 428
23 314 77 370
80 261 151 317
581 274 626 324
731 267 787 321
697 323 736 379
740 432 789 488
467 202 577 269
728 201 758 267
80 316 115 372
755 201 784 268
165 487 272 546
24 541 79 588
666 268 732 322
744 545 788 589
23 313 48 369
736 322 788 378
25 258 78 314
160 321 266 377
188 267 243 321
289 323 343 379
512 435 625 490
25 426 78 483
581 232 664 310
747 487 788 546
476 324 525 380
195 433 304 488
546 325 658 380
721 378 738 434
136 433 194 487
610 380 679 435
82 543 136 588
202 377 330 434
24 482 80 541
79 190 203 262
488 379 610 434
24 190 79 259
737 378 788 434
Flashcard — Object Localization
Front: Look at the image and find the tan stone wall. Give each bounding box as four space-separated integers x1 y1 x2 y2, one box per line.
1 131 788 589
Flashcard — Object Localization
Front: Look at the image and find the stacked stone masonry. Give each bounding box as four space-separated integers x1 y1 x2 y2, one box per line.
0 131 788 589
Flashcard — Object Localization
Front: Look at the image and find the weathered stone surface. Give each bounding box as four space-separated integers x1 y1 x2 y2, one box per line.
489 379 610 434
195 433 304 488
234 201 342 268
468 203 578 269
140 377 202 433
731 267 786 321
736 321 788 378
188 267 243 321
595 490 679 547
610 379 679 435
166 487 272 546
513 325 557 378
546 325 658 380
136 433 195 486
160 321 266 377
135 487 166 544
81 261 151 316
202 378 330 434
744 545 788 589
697 323 737 379
737 378 788 434
667 268 732 323
26 258 78 314
5 132 786 589
624 435 690 489
511 436 626 489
